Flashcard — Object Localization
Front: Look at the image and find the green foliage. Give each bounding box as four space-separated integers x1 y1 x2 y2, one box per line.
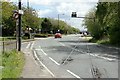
22 8 40 31
2 1 80 37
41 18 52 33
2 1 40 36
2 2 16 36
83 2 120 45
83 8 103 39
2 50 25 78
48 18 80 34
34 34 48 38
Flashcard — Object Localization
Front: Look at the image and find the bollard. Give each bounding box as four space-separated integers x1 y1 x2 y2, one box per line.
2 38 5 53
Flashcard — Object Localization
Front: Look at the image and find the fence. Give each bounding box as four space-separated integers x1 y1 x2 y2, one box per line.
0 37 17 53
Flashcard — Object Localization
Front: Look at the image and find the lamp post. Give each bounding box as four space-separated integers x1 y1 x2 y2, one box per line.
27 0 31 39
58 14 64 32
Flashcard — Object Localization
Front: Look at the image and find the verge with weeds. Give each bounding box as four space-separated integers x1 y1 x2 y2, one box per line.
2 50 25 78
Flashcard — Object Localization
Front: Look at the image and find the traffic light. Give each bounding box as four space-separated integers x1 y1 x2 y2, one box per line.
71 12 77 17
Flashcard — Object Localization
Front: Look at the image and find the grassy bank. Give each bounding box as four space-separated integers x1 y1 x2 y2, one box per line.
89 38 120 47
1 50 25 78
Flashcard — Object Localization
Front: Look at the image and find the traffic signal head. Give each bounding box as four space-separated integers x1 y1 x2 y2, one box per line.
71 12 77 17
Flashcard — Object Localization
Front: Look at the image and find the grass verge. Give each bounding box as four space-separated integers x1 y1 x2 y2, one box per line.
97 39 110 45
1 50 25 79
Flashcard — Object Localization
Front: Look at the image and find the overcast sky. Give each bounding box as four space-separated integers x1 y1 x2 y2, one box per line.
5 0 99 31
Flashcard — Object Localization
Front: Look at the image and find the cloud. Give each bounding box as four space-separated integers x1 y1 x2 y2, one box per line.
37 9 52 17
29 0 53 5
32 0 98 30
5 0 98 30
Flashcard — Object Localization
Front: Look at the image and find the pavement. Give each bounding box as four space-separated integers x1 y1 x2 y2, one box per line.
21 42 53 78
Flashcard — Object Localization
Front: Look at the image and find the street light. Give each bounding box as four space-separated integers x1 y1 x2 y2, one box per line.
58 14 64 32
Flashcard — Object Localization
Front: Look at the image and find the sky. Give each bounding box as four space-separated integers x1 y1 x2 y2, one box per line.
5 0 99 31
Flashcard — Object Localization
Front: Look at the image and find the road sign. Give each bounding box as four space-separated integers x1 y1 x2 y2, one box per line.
13 11 19 19
19 10 24 15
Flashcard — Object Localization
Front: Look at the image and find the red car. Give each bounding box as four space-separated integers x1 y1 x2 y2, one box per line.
54 33 62 38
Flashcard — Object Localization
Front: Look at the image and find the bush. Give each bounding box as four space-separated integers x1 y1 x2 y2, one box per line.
109 26 120 45
34 34 48 38
48 34 54 37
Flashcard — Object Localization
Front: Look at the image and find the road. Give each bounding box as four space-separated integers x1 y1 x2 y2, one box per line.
22 34 119 79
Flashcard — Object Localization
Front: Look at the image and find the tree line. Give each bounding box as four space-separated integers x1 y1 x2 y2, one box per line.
1 1 80 37
41 18 80 34
83 2 120 45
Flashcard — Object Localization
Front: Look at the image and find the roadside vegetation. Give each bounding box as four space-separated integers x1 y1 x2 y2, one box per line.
83 2 120 46
1 50 25 78
1 1 80 39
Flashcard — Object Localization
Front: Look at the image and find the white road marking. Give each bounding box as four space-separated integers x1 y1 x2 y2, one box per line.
26 42 31 48
88 53 116 61
30 42 34 49
67 70 81 79
60 43 65 46
103 54 117 58
33 51 55 77
59 42 117 61
98 56 116 61
35 49 41 50
39 46 41 48
49 57 60 66
40 49 48 56
39 46 48 56
22 42 29 44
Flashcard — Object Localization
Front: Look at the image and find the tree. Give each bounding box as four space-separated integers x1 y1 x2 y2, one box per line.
1 1 40 36
84 2 120 45
41 18 52 33
2 2 17 36
22 8 40 32
83 8 102 39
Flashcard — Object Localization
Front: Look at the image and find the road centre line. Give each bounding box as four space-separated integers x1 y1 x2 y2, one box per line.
33 50 55 77
26 42 31 48
49 57 60 66
67 70 82 79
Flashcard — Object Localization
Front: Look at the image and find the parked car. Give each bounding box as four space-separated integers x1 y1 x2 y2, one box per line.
54 33 62 38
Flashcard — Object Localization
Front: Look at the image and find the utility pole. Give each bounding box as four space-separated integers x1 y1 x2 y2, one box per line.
58 14 59 28
18 0 22 51
58 14 64 32
27 0 30 39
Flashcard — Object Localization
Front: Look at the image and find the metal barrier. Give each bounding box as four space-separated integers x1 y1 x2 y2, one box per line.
0 37 17 53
